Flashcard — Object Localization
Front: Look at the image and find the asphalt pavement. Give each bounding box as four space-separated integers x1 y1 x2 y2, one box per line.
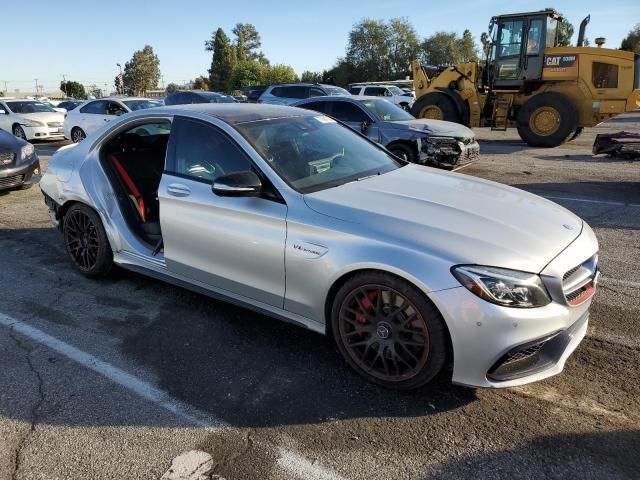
0 113 638 479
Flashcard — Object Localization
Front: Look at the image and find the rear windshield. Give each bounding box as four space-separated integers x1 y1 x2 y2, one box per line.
6 101 56 114
324 86 350 96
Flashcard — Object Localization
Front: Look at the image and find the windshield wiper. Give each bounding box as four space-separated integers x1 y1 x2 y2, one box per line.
357 172 381 181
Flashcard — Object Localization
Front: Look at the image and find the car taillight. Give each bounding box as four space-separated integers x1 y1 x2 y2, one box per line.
256 99 263 104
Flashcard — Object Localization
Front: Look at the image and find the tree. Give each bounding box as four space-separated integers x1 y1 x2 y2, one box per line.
323 58 358 87
60 80 86 99
120 45 161 96
480 32 491 58
557 14 574 47
192 76 209 90
421 30 479 65
232 23 262 62
87 85 103 98
387 18 420 78
621 24 640 53
266 64 298 84
206 28 236 92
301 71 323 83
233 61 269 87
346 19 391 81
166 83 180 93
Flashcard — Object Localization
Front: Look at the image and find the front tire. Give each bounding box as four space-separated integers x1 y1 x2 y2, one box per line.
13 125 26 140
411 93 461 123
516 92 578 148
63 204 113 278
331 271 448 390
388 143 416 162
71 127 86 143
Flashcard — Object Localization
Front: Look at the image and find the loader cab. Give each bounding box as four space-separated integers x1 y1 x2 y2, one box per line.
487 9 562 89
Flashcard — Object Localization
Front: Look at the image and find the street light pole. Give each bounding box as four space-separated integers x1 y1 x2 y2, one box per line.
62 74 68 97
34 78 38 97
116 63 123 95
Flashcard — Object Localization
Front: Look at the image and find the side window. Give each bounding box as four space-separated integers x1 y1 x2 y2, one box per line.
592 62 619 88
298 102 328 114
168 118 252 183
80 100 107 114
288 86 309 99
526 19 543 55
309 87 326 97
270 87 285 97
330 101 369 123
348 87 361 95
107 102 127 116
363 87 380 96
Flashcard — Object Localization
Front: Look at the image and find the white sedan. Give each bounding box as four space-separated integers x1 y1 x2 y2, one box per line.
64 97 163 142
0 99 66 141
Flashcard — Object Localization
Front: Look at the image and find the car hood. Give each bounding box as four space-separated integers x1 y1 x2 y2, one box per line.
304 164 582 273
384 118 474 138
20 111 65 123
0 129 26 150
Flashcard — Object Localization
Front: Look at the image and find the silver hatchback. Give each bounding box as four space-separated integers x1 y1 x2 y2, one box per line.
40 104 598 390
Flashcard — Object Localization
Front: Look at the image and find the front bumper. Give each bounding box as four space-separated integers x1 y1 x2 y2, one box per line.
0 155 41 191
428 225 598 388
22 124 65 141
420 137 480 168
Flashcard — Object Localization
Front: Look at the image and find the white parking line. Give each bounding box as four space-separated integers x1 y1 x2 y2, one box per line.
0 312 347 480
542 195 640 208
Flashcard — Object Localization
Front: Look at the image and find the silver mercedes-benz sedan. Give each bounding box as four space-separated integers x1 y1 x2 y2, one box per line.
39 104 599 390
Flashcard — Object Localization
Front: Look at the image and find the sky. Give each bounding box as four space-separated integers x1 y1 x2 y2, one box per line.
1 0 638 94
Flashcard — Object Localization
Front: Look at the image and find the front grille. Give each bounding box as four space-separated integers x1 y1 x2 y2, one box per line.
562 254 598 305
501 341 546 365
0 150 15 165
0 174 25 188
47 122 63 128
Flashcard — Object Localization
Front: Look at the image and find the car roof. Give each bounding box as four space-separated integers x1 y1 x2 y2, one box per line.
149 103 316 124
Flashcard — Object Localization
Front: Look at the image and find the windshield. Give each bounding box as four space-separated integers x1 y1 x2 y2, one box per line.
387 86 404 95
361 99 413 121
6 101 56 114
325 86 350 96
210 95 237 104
123 100 163 111
236 115 401 193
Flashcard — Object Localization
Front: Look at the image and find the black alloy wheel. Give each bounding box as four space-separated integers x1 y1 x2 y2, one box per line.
63 204 113 277
332 272 448 389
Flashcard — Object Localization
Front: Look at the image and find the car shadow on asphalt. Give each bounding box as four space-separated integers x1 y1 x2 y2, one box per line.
422 430 640 479
115 266 477 427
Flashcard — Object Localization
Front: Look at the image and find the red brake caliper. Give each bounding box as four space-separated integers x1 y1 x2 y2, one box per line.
356 291 378 324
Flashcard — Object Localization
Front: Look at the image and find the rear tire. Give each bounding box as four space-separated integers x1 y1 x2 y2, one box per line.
388 143 416 162
516 92 578 148
331 271 449 390
411 93 461 123
63 203 113 278
71 127 86 143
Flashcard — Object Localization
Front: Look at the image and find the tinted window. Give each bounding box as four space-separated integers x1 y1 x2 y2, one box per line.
107 101 128 116
364 87 382 96
592 62 619 88
309 87 326 97
349 87 362 95
298 102 329 114
168 118 251 183
6 101 56 114
80 100 108 114
330 101 369 123
287 86 309 99
236 115 400 193
270 87 285 97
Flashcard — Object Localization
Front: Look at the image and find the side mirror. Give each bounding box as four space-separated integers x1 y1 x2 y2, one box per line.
213 170 262 197
361 120 371 133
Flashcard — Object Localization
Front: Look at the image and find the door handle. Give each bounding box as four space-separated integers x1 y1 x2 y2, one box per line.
167 183 191 197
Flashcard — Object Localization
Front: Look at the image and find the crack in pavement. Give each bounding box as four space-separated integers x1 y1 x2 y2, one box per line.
8 327 45 480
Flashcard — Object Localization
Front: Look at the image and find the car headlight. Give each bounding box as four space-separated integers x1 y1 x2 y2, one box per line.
20 118 44 127
20 143 35 162
451 265 551 308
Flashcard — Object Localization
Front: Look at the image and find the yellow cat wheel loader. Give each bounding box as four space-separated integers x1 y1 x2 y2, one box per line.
411 9 640 147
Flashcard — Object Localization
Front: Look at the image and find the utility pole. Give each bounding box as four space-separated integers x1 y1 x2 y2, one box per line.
62 74 68 97
116 63 123 95
34 78 39 97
